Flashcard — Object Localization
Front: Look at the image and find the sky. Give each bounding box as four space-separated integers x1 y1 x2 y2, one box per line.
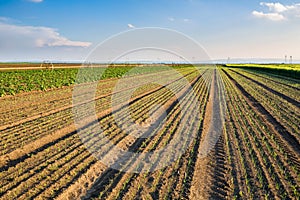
0 0 299 63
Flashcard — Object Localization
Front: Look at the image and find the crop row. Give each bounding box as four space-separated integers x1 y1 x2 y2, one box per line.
236 69 300 100
221 68 299 199
0 65 177 96
223 69 300 172
62 69 207 199
0 69 199 155
226 69 300 142
84 69 209 199
0 67 195 126
225 64 300 79
0 68 204 199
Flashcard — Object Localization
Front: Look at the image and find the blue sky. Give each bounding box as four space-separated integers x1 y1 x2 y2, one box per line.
0 0 299 62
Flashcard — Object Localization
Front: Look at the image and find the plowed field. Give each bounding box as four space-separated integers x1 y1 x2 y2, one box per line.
0 66 299 200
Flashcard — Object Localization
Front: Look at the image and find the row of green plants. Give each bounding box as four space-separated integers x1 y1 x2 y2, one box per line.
235 97 288 198
155 74 207 199
238 68 300 87
228 70 299 140
0 65 180 97
224 78 264 198
0 68 201 199
225 64 300 80
52 70 200 199
1 133 89 199
227 70 299 197
0 108 74 155
96 71 206 199
222 72 274 199
0 69 78 96
1 82 166 199
0 69 197 155
164 76 208 199
0 134 79 195
222 69 299 199
220 69 240 198
233 69 300 102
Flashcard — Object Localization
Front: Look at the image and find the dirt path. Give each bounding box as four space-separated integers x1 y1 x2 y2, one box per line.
189 76 213 199
189 69 229 199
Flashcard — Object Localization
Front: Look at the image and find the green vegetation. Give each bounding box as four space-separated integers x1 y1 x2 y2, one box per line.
0 65 174 97
221 68 299 199
225 64 300 79
0 67 299 199
226 63 300 70
0 69 76 96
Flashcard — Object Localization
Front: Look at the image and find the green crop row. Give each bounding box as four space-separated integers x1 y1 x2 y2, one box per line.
222 68 299 199
0 66 184 97
225 64 300 80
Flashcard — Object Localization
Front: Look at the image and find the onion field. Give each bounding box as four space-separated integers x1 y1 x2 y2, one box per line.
0 64 299 200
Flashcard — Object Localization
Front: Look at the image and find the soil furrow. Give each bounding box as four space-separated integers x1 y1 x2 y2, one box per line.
230 69 300 108
223 69 300 155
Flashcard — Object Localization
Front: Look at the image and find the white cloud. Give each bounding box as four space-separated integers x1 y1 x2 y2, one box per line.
260 2 288 13
127 23 135 29
27 0 43 3
0 21 91 48
167 17 191 23
252 10 286 21
168 17 175 21
253 2 300 21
